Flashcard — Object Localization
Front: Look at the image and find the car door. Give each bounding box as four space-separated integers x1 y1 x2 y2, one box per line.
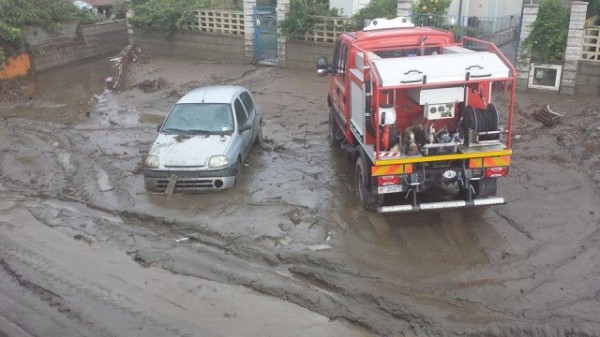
331 40 349 118
233 96 252 160
240 91 259 142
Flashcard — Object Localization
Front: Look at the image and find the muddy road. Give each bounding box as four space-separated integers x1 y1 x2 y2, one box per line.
1 55 599 337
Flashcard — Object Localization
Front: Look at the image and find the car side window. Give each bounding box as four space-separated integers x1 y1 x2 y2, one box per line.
240 91 255 117
234 98 248 126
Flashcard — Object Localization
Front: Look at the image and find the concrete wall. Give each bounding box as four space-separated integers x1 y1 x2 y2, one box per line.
133 29 245 63
25 20 129 71
285 41 335 70
576 62 600 95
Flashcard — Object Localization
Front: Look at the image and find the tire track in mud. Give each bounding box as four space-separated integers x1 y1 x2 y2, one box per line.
0 232 184 337
108 210 600 337
0 120 135 210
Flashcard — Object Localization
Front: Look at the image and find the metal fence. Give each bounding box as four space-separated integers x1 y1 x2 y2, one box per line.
188 9 245 35
582 26 600 62
304 16 356 43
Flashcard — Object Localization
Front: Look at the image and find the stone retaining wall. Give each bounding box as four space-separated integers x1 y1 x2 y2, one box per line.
133 29 245 63
576 62 600 95
285 40 334 70
25 21 129 72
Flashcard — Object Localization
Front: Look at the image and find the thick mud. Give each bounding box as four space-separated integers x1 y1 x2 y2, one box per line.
0 54 599 337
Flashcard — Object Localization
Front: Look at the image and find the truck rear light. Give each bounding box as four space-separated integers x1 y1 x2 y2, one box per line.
377 175 400 186
485 166 508 178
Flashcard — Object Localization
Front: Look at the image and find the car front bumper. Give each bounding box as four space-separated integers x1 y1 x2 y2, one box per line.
143 166 236 192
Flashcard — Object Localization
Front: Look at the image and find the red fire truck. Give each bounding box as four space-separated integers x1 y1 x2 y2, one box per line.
317 17 516 213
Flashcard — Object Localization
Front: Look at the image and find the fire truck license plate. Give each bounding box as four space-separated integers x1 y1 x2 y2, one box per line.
378 185 402 194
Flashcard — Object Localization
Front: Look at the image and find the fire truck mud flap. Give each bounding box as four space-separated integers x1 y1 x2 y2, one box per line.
378 197 506 213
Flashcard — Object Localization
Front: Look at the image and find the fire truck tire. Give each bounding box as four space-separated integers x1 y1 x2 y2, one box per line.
329 109 342 146
355 155 378 211
474 178 497 198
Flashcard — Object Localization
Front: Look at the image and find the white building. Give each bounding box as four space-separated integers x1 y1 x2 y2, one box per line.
447 0 523 18
330 0 523 18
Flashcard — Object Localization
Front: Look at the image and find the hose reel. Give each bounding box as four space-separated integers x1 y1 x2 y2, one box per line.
461 104 500 142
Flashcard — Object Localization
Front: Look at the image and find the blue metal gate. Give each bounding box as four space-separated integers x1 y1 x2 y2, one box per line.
254 6 278 65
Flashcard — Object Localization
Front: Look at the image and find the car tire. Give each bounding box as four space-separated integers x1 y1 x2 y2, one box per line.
329 108 342 146
355 154 377 211
234 158 242 186
254 127 263 146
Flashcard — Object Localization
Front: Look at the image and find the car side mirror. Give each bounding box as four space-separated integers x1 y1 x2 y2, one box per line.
316 56 330 77
156 124 162 132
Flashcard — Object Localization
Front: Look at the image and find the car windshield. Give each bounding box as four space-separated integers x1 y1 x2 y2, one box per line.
161 103 234 135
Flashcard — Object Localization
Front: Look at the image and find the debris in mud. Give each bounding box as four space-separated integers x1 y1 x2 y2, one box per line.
533 105 563 127
286 209 302 225
73 234 93 245
306 244 332 251
167 89 180 98
175 237 189 243
137 78 167 93
134 250 164 267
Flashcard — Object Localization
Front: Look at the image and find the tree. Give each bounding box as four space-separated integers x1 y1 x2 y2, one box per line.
353 0 397 29
410 0 452 27
0 0 95 65
412 0 452 18
522 0 569 63
278 0 339 40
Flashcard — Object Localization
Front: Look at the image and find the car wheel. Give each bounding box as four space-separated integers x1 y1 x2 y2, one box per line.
234 158 242 186
254 126 263 146
329 108 342 146
355 154 377 211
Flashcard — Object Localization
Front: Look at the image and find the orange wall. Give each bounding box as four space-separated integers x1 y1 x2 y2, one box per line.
0 54 31 80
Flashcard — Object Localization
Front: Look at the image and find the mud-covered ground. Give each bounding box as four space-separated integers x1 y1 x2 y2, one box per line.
1 54 599 337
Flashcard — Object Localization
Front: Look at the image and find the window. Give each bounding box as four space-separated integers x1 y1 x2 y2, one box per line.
240 91 255 116
338 43 349 79
332 41 341 73
234 98 248 126
528 63 562 91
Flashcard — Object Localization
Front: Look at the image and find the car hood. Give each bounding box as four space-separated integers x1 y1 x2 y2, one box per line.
149 133 231 168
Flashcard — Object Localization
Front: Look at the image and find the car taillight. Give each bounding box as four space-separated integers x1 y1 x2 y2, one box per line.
377 175 400 186
485 166 508 178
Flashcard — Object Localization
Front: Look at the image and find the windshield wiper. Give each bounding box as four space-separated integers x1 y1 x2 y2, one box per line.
161 128 190 134
187 129 214 135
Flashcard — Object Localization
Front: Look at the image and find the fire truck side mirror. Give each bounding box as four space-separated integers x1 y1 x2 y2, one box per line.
316 56 330 76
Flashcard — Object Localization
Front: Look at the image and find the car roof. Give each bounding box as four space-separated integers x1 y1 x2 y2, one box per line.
177 86 248 104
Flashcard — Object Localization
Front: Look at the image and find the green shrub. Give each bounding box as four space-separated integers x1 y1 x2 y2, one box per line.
522 0 569 63
410 0 452 27
278 0 339 40
0 0 96 65
352 0 397 29
129 0 241 40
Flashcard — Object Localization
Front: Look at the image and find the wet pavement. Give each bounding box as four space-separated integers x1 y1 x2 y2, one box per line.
1 55 599 337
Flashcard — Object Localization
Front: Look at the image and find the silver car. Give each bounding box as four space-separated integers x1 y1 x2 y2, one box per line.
143 86 262 192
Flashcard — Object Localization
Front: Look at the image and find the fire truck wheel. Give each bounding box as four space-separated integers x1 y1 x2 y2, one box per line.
355 155 377 211
474 178 497 198
329 109 342 146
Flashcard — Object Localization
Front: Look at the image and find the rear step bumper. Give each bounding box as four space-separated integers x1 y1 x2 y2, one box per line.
378 197 506 213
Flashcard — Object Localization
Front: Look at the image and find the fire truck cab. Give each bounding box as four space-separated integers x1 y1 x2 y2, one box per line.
317 17 516 213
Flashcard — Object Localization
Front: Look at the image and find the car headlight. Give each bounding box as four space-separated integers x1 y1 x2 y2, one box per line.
145 155 160 168
208 155 229 168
